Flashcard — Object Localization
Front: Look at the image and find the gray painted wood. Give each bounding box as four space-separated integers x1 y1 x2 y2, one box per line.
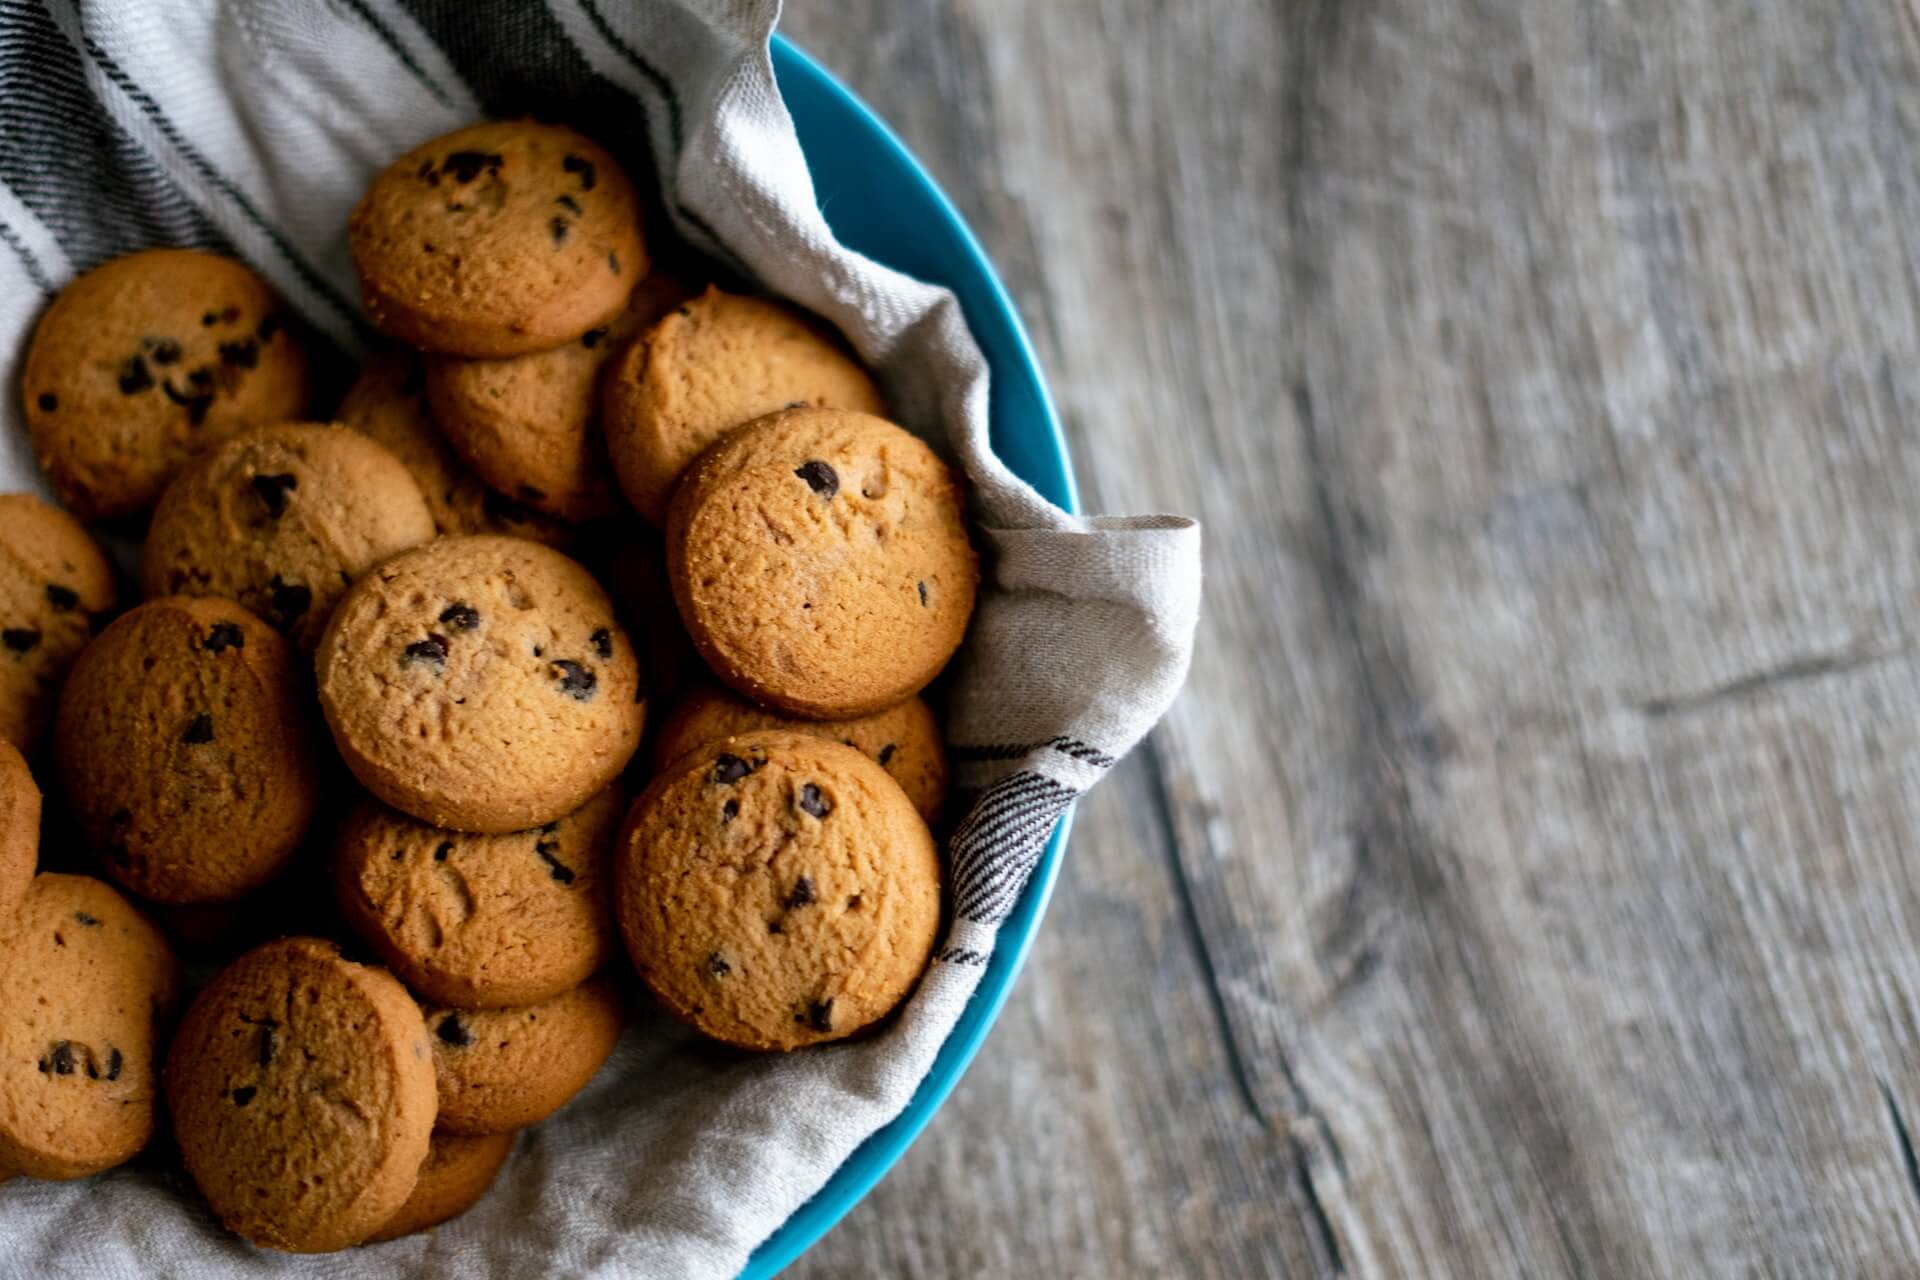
781 2 1920 1276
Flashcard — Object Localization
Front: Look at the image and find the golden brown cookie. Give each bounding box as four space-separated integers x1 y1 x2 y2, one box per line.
335 350 574 547
426 271 689 523
0 739 41 928
425 976 622 1135
166 937 437 1252
364 1129 516 1244
666 408 979 718
54 597 321 903
0 873 181 1178
336 786 621 1008
653 683 946 823
602 287 886 524
141 422 437 652
0 493 117 751
349 122 646 357
616 731 941 1051
21 249 312 520
316 536 645 833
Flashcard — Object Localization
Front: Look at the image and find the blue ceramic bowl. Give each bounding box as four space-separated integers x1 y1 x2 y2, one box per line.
737 36 1081 1279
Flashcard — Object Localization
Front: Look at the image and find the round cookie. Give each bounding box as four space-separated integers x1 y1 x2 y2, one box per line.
349 122 646 357
0 493 117 750
427 271 689 523
653 683 946 823
365 1129 516 1244
165 937 437 1253
425 975 623 1135
54 597 321 903
616 731 941 1051
141 422 437 652
316 536 645 833
602 287 886 524
335 350 572 547
666 408 979 719
22 249 312 520
0 873 181 1179
0 739 42 927
336 786 622 1008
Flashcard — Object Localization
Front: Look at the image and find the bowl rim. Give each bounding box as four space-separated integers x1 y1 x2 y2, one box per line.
738 34 1082 1280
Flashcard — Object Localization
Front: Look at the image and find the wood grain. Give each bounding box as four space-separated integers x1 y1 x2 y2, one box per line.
784 1 1920 1276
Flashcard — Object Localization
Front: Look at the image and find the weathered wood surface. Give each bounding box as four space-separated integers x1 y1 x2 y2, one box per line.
783 1 1920 1276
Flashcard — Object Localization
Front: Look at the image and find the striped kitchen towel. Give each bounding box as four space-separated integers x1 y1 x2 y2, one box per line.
0 1 1201 1276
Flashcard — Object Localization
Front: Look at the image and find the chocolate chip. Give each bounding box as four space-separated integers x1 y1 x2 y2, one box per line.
182 713 214 745
436 1014 472 1047
391 848 405 861
590 628 612 659
549 215 570 244
722 798 739 823
201 312 218 327
3 628 40 655
203 621 245 653
257 1020 278 1066
713 754 752 785
50 1041 75 1075
106 1047 122 1081
404 634 450 672
250 472 297 517
847 894 863 910
878 743 898 766
36 392 56 412
161 376 214 426
799 999 834 1033
146 337 182 366
256 313 282 343
187 366 215 388
231 1086 256 1106
798 784 831 819
794 460 839 498
787 876 815 907
74 911 99 926
44 584 77 611
705 952 732 978
519 484 546 502
219 338 260 370
917 581 929 607
118 355 153 394
556 193 583 216
784 400 809 410
268 577 310 624
433 842 452 863
439 602 481 631
608 251 621 275
580 325 608 349
221 306 240 323
550 659 596 700
562 153 597 190
535 839 575 884
443 150 503 183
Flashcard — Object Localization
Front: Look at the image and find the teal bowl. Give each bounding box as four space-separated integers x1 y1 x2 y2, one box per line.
738 35 1082 1278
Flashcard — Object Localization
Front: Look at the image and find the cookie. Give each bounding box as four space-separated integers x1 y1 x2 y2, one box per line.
141 422 437 652
426 271 689 522
653 683 947 823
616 731 941 1051
0 873 181 1179
602 287 886 524
335 785 621 1008
425 975 622 1135
335 350 573 547
0 738 41 927
165 937 437 1252
0 493 117 750
21 249 312 520
666 408 979 718
53 597 321 903
349 122 646 357
316 536 645 833
364 1129 516 1244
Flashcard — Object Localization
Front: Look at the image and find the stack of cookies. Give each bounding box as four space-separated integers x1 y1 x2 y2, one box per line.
0 119 975 1253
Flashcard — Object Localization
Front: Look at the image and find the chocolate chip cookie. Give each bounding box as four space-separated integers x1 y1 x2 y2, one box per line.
602 287 886 524
335 785 622 1008
616 731 941 1051
349 122 646 357
425 975 622 1135
0 873 181 1178
21 249 312 520
0 738 41 927
141 422 437 652
0 492 116 751
316 536 645 833
365 1129 516 1243
165 937 437 1252
666 407 978 718
54 597 321 903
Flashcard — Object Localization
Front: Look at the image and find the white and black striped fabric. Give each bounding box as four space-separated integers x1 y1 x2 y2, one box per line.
0 2 1200 1275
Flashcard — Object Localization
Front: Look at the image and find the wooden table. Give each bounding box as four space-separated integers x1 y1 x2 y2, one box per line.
783 3 1920 1276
